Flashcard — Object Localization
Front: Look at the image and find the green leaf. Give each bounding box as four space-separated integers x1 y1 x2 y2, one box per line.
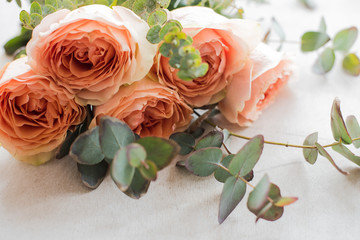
132 0 156 20
3 29 32 55
136 137 179 170
56 128 81 159
69 126 105 165
99 116 135 163
42 4 56 16
159 42 173 58
30 13 43 27
126 143 147 167
185 147 222 176
195 130 224 150
189 127 205 139
214 155 234 183
333 27 358 52
228 135 264 177
77 160 108 189
254 184 284 222
218 176 246 224
312 47 335 74
346 115 360 148
124 169 151 199
315 143 349 175
332 144 360 166
159 20 182 40
111 147 136 191
302 132 318 164
275 197 298 207
62 0 76 10
30 1 42 15
147 9 167 26
170 132 195 155
138 160 158 180
342 53 360 76
146 25 162 44
45 0 58 8
319 16 327 33
247 174 270 211
299 0 316 9
156 0 171 8
19 10 31 28
94 0 110 5
330 98 352 144
301 31 330 52
15 0 22 7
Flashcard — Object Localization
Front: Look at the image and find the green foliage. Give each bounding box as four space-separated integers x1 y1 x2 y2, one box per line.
214 155 234 183
170 132 195 155
303 132 318 164
315 143 348 175
332 144 360 166
346 116 360 148
195 130 224 150
185 147 222 176
331 98 352 144
312 47 335 74
342 53 360 76
111 146 137 191
333 27 358 52
3 28 32 55
77 160 109 189
301 32 330 52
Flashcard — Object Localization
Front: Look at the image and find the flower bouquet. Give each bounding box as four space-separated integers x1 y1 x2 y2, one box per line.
2 0 360 226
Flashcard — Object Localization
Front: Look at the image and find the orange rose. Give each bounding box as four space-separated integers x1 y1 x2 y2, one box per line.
26 5 156 106
154 6 262 107
0 57 86 165
90 77 193 138
219 43 294 126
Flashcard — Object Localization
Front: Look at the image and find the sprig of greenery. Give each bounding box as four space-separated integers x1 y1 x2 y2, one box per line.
301 17 359 76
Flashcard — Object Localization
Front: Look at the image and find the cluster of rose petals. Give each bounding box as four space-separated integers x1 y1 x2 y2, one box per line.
90 77 193 138
154 6 262 107
26 5 157 106
0 57 85 165
219 43 294 126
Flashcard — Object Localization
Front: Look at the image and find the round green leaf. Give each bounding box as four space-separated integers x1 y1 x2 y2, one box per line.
218 176 247 224
136 137 179 170
69 126 105 165
111 147 136 191
77 160 108 189
185 147 222 176
42 4 56 16
19 10 31 27
312 47 335 74
99 116 135 163
342 53 360 76
138 160 158 181
127 143 147 167
333 27 358 52
247 174 270 211
30 13 43 28
214 155 234 183
195 130 224 150
170 132 195 155
301 31 330 52
254 184 284 222
124 169 151 199
30 1 42 15
302 132 319 164
147 9 167 26
146 25 162 44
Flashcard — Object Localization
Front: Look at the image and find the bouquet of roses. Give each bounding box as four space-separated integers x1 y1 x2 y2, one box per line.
0 0 300 224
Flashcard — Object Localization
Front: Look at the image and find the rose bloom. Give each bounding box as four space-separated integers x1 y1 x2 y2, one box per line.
219 43 294 126
153 6 262 107
26 5 156 106
0 57 85 165
90 77 192 138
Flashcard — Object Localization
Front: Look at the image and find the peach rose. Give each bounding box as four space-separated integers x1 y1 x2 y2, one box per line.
26 5 156 106
0 57 86 165
153 6 262 107
90 77 193 138
219 43 294 126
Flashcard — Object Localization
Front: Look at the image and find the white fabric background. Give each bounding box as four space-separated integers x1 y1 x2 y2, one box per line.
1 0 360 239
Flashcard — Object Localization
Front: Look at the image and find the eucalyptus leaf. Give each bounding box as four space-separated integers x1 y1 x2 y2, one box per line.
333 27 358 52
342 53 360 76
218 176 246 224
214 155 234 183
303 132 318 164
30 13 43 27
99 116 135 163
56 127 81 159
69 126 105 165
136 137 179 170
42 4 56 15
124 169 151 199
138 160 158 180
185 147 222 176
126 143 147 168
315 143 349 175
254 184 284 222
332 144 360 166
274 197 298 207
330 98 352 144
45 0 58 8
147 9 167 26
19 10 31 28
146 25 162 44
111 147 136 191
346 115 360 148
30 1 42 15
312 47 335 74
77 160 108 189
195 130 224 150
301 31 330 52
319 17 327 33
170 132 195 155
247 174 270 211
228 135 264 177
